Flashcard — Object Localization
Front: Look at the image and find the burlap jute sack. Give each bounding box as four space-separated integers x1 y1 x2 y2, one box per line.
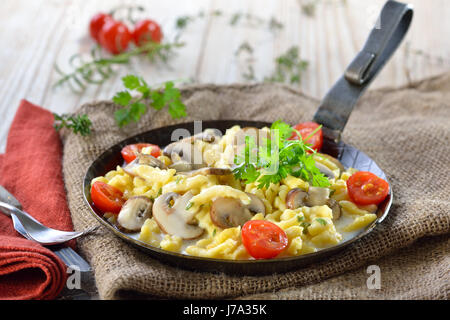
62 73 450 300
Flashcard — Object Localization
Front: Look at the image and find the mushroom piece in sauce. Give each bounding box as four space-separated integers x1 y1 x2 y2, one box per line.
285 188 309 210
117 196 153 232
285 187 341 220
210 197 253 229
209 193 265 229
123 153 167 177
163 129 222 173
152 192 203 239
327 198 341 221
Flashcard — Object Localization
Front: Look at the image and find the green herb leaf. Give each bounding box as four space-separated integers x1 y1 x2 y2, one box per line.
53 40 185 93
316 218 327 226
186 202 193 210
113 91 132 107
122 74 142 90
301 222 311 234
232 120 331 189
53 113 92 136
112 76 187 127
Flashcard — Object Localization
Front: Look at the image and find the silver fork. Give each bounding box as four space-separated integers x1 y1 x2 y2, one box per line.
0 201 97 246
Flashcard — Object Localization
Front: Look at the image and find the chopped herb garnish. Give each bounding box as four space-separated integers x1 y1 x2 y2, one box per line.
301 222 311 234
232 120 331 189
186 202 193 210
316 218 327 226
297 216 305 223
212 229 217 237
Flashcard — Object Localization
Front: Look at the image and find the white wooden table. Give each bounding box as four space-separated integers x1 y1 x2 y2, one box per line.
1 0 449 152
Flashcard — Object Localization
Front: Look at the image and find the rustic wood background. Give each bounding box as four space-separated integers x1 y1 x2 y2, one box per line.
0 0 449 152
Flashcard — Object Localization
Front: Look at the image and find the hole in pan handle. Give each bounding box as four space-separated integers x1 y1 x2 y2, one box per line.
313 0 414 143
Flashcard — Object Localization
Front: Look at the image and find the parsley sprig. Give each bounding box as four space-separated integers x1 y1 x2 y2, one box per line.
53 74 187 135
232 120 330 189
113 75 187 127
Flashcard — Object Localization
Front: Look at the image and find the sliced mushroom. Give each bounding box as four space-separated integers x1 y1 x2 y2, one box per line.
192 128 221 143
164 140 206 172
137 153 167 169
286 187 331 209
286 188 308 209
123 153 167 177
327 198 341 221
315 162 336 179
286 187 339 219
117 196 153 232
305 186 330 207
177 167 233 177
246 193 266 215
164 129 220 156
152 192 203 239
210 197 254 229
169 160 196 172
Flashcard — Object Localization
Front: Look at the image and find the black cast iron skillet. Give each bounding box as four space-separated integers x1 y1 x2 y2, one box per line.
83 1 413 275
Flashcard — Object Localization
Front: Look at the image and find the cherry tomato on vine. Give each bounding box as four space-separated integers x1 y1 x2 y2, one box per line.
121 143 162 163
346 171 390 205
132 19 163 46
98 20 132 54
91 181 124 214
289 121 323 152
89 13 113 42
241 220 288 259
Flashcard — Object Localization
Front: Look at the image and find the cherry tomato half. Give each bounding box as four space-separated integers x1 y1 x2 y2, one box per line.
346 171 389 205
98 20 132 54
121 143 162 163
91 181 124 214
241 220 288 259
89 13 113 42
289 121 323 152
133 19 163 46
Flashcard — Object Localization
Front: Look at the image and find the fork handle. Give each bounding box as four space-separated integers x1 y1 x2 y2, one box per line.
0 185 23 209
0 201 41 224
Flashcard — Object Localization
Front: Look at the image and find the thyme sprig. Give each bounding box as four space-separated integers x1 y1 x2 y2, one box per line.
174 10 283 41
235 45 309 84
54 41 184 93
264 46 309 84
53 113 92 136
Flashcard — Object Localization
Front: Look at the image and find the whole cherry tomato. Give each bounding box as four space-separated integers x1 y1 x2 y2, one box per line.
241 220 288 259
91 181 124 214
289 121 323 152
346 171 389 205
98 20 132 54
89 13 113 42
121 143 162 163
132 19 163 46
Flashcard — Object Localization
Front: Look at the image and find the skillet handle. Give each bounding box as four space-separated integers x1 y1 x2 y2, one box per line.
313 0 413 142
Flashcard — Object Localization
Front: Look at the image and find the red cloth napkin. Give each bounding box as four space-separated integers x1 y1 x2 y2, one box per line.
0 100 73 300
